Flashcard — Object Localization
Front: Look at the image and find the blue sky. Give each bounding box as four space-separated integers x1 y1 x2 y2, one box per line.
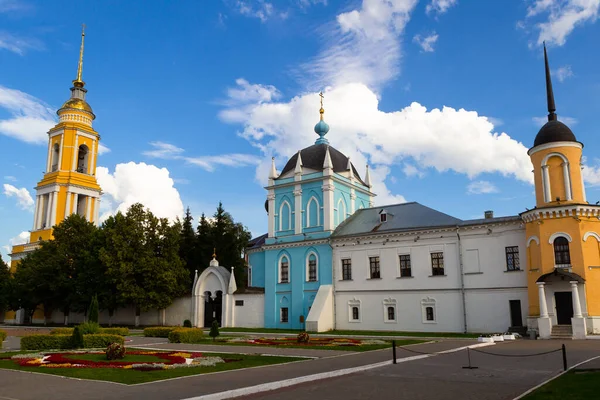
2 0 600 262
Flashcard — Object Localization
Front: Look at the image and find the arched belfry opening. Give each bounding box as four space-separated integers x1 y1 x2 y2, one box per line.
51 143 60 172
77 144 89 173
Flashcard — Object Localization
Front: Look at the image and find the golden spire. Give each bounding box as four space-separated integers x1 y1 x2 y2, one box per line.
73 24 86 88
319 91 325 121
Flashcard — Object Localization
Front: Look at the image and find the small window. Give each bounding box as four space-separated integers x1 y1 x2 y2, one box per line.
281 307 289 323
387 306 395 321
431 252 444 276
235 300 244 306
308 254 317 282
399 254 411 277
342 259 352 280
369 256 381 279
426 306 435 321
553 237 571 267
505 246 520 271
352 306 359 321
380 211 387 223
280 257 289 283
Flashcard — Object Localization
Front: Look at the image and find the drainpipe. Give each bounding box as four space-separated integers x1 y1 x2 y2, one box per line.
456 227 468 333
329 237 337 331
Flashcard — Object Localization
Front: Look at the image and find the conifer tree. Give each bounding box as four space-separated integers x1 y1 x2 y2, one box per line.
0 259 12 314
179 207 197 285
209 319 220 341
87 294 99 324
196 213 213 272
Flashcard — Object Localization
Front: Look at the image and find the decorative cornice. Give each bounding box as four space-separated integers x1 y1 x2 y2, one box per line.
528 141 583 156
521 204 600 222
262 238 329 251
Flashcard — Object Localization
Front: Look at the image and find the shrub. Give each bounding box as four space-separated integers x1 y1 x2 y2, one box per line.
144 327 176 338
79 322 100 335
0 329 6 349
72 326 84 348
168 328 204 344
87 295 99 324
297 332 310 343
209 320 220 342
21 335 72 350
105 343 126 360
84 334 124 348
50 328 73 335
183 319 192 328
50 327 129 336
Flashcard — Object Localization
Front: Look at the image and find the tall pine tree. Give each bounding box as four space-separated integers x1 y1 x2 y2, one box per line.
196 212 213 272
179 207 197 285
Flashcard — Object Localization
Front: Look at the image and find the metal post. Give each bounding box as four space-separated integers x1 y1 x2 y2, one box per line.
462 347 478 369
562 344 567 371
392 340 397 364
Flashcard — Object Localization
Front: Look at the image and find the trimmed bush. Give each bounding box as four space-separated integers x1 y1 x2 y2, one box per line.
79 322 100 335
72 326 84 348
0 329 7 349
168 328 204 344
50 327 130 336
105 343 126 360
183 319 192 328
20 334 125 350
209 320 220 342
144 327 176 338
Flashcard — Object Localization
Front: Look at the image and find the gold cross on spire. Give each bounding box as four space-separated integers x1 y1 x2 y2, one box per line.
73 24 86 88
319 91 325 120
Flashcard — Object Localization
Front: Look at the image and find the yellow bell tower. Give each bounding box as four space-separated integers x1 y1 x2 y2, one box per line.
523 44 600 339
9 26 102 272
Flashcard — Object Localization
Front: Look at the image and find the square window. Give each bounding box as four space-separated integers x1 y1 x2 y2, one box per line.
369 256 381 279
281 307 289 323
235 300 244 306
431 252 444 276
399 254 411 277
421 298 437 324
342 259 352 280
505 246 520 271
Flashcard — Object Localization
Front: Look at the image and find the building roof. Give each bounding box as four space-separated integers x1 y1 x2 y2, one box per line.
276 143 367 186
533 120 578 147
332 202 520 238
247 233 268 250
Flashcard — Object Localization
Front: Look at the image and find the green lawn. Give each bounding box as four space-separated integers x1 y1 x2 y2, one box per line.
522 370 600 400
0 350 303 384
188 337 423 352
220 327 478 339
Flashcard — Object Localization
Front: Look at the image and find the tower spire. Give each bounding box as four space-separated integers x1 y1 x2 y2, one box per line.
314 91 330 144
544 42 557 122
73 24 86 88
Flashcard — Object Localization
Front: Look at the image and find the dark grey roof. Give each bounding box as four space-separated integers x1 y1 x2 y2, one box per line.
333 202 521 237
247 233 267 250
534 120 578 147
277 143 367 186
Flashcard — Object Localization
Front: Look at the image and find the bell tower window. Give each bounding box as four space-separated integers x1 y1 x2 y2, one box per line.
553 236 571 268
77 144 89 174
51 143 60 172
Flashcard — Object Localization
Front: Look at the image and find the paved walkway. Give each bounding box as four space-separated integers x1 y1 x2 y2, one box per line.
0 340 474 400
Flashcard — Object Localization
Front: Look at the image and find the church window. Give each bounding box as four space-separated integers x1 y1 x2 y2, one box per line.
307 253 317 282
280 307 289 323
426 307 434 321
399 254 411 277
280 256 289 283
421 298 436 323
307 196 320 227
352 306 359 321
369 256 380 279
342 259 352 280
51 143 60 172
279 200 292 231
505 246 520 271
387 306 395 321
553 237 571 268
337 198 347 225
77 144 89 174
431 252 444 276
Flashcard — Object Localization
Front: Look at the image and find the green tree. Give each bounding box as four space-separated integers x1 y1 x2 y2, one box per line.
196 212 213 272
209 319 220 341
87 294 99 324
0 259 12 315
179 207 197 285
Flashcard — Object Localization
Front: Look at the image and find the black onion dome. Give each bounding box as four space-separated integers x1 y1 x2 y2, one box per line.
533 120 578 147
277 143 367 186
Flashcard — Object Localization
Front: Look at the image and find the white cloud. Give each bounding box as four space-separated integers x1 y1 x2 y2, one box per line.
467 180 499 194
413 32 439 52
525 0 600 46
236 0 281 22
220 82 533 206
4 175 16 182
226 78 280 105
143 141 261 172
426 0 458 15
96 162 184 222
0 31 40 55
532 115 578 126
0 85 55 144
0 0 30 13
554 65 573 82
3 183 34 211
302 0 419 90
98 143 110 155
402 163 425 178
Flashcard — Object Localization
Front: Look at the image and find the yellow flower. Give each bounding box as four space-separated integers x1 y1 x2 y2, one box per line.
123 365 133 369
171 352 191 358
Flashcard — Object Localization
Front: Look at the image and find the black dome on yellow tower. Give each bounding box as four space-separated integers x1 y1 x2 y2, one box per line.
533 43 579 148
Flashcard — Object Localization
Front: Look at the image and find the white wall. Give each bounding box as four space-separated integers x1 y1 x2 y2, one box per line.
232 294 264 328
465 289 528 333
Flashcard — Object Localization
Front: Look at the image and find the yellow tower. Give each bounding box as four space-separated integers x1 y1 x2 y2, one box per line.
7 27 102 323
522 44 600 339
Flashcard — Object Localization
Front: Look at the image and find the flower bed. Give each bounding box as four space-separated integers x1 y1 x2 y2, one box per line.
9 350 234 371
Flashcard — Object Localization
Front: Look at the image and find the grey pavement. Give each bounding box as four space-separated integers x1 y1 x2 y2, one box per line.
237 340 600 400
0 340 472 400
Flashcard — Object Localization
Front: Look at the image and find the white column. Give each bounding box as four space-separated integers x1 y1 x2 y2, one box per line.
350 191 356 214
90 140 96 175
86 196 92 221
267 193 275 237
580 164 587 203
50 191 58 226
36 195 44 230
94 198 101 225
45 193 53 228
32 195 41 230
294 186 302 234
73 194 79 216
542 165 551 203
57 135 64 171
562 162 572 201
46 138 52 172
537 282 548 318
571 281 583 318
72 135 79 171
65 191 71 216
322 180 334 231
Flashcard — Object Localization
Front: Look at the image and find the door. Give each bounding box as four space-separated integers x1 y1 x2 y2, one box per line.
509 300 523 327
555 292 573 325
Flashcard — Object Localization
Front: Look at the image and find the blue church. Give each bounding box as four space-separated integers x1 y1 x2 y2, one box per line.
247 97 375 329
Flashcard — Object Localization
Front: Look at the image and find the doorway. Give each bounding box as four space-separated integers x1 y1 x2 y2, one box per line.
203 291 223 327
509 300 523 327
555 292 573 325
